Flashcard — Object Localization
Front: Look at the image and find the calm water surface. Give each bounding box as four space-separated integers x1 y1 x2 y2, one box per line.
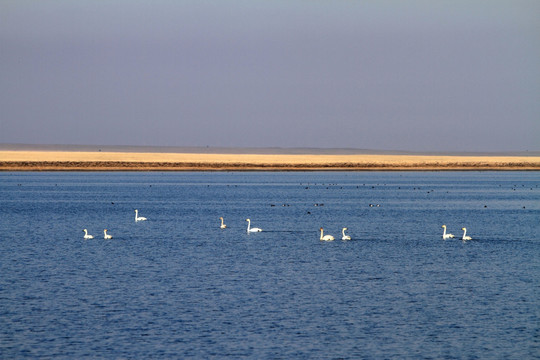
1 172 539 359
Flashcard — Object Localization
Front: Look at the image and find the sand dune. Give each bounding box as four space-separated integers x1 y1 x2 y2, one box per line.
1 150 539 171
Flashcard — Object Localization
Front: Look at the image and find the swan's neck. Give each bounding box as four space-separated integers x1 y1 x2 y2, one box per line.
221 218 224 226
84 230 88 235
320 229 323 240
443 227 447 236
342 229 346 236
463 229 467 237
247 220 250 231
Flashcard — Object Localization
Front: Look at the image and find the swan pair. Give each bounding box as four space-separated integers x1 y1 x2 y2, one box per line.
83 229 113 239
442 225 472 240
219 218 261 232
319 227 351 241
135 209 147 222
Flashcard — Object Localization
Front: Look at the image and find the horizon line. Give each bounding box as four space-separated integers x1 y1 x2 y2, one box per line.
1 143 539 157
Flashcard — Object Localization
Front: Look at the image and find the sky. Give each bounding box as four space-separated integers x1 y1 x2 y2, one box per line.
1 1 538 152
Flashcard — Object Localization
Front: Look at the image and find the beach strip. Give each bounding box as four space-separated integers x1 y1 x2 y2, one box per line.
1 151 539 171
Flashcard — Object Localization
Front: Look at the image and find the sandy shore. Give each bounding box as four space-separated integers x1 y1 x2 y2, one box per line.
1 150 539 171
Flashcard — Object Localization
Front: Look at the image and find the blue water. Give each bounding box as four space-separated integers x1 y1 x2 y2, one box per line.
1 171 539 359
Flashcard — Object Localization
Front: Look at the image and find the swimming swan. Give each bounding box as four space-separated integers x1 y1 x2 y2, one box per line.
442 225 455 239
104 229 112 239
220 217 227 229
341 227 351 241
246 219 262 232
461 227 472 241
319 227 335 241
135 209 147 222
83 229 94 239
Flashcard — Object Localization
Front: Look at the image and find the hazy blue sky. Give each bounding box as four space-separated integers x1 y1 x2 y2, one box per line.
1 1 538 152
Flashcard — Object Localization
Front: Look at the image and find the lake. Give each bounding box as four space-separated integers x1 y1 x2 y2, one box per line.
1 171 539 359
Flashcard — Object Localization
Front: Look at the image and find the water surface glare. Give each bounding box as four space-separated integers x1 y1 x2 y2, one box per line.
1 172 539 358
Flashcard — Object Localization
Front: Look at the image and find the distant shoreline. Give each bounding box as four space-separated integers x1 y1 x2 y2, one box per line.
1 150 539 171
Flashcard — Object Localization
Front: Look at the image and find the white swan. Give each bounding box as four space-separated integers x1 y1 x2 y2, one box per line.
220 217 227 229
341 227 351 240
461 227 472 241
104 229 112 239
83 229 94 239
135 209 147 222
442 225 454 239
319 227 335 241
246 219 262 232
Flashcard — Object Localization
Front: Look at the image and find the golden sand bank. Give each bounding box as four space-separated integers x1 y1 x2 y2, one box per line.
1 151 539 171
